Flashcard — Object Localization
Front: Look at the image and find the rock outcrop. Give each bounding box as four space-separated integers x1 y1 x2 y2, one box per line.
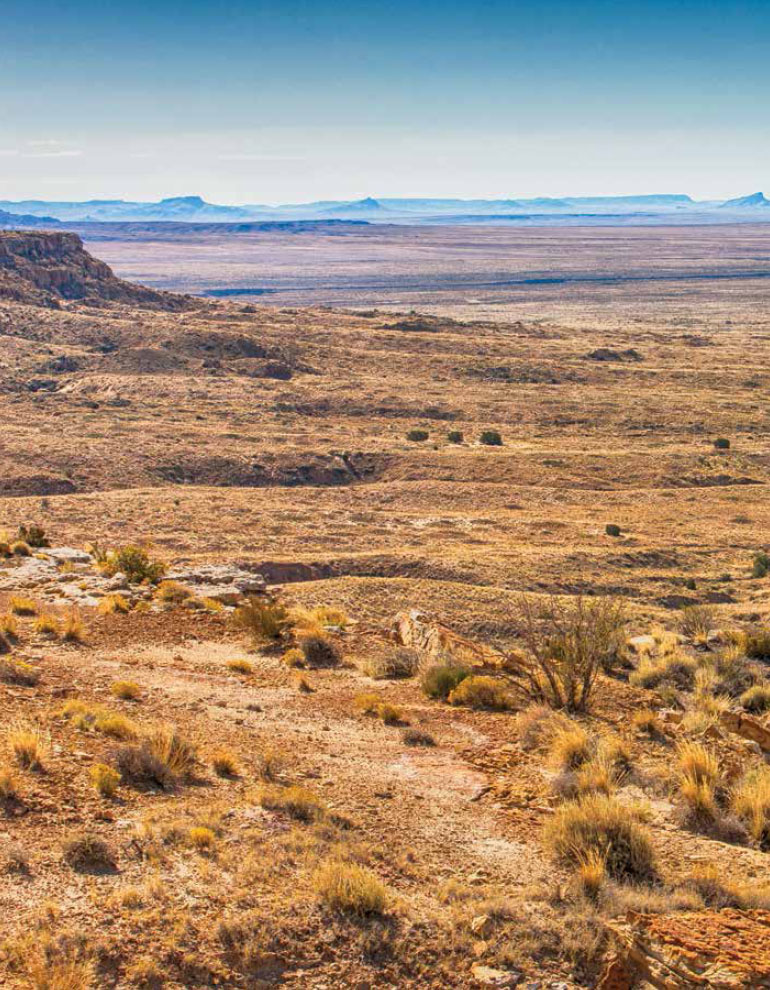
0 230 189 309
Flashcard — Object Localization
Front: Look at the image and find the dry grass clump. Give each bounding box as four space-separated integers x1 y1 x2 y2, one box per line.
354 693 403 724
574 848 607 902
9 595 38 616
90 763 120 798
545 794 657 883
742 627 770 660
62 833 116 873
155 580 191 603
421 661 470 700
629 651 697 692
402 727 436 747
233 597 290 643
0 766 19 801
111 680 141 701
1 613 19 640
365 647 419 680
732 766 770 848
376 702 403 725
282 647 305 668
211 749 239 777
518 595 626 712
292 604 349 632
256 745 285 781
258 784 326 822
26 956 95 990
34 613 60 638
448 674 512 710
632 709 664 738
188 826 216 850
116 725 197 790
17 523 49 548
551 724 593 770
62 610 85 643
62 702 138 739
516 704 571 752
299 633 342 668
10 540 31 556
98 593 130 615
226 657 254 675
675 741 746 842
312 860 389 916
0 657 40 687
740 683 770 713
8 722 47 770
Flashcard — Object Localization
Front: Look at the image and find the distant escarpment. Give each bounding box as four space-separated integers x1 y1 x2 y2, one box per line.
0 230 190 309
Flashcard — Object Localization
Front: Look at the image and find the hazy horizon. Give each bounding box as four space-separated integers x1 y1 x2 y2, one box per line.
3 0 769 204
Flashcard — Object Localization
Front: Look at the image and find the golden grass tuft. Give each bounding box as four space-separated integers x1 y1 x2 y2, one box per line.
98 593 130 615
312 860 389 916
9 595 38 616
155 580 192 603
0 613 19 640
212 749 239 777
8 722 47 771
447 674 512 710
0 766 19 800
545 793 657 883
27 956 95 990
226 657 254 675
62 610 85 643
34 613 60 638
282 647 305 668
111 680 141 701
676 740 719 788
551 724 593 770
732 766 770 847
90 763 120 798
258 784 325 821
188 826 216 850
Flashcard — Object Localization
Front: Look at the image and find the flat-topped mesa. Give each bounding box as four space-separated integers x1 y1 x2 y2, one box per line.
0 230 191 310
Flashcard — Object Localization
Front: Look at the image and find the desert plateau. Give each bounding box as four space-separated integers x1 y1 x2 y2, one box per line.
0 221 770 988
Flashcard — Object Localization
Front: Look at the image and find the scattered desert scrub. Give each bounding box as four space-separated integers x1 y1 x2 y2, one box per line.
9 595 38 616
62 833 116 872
479 429 503 446
256 745 285 781
545 794 657 883
211 749 239 777
517 595 626 712
96 543 166 584
259 784 326 822
364 647 419 679
7 722 47 770
712 648 760 698
2 842 29 874
111 680 141 701
629 652 696 692
90 763 120 798
155 580 191 602
0 657 40 687
732 766 770 848
402 727 436 746
299 633 341 667
34 613 60 638
226 657 254 675
448 674 512 710
233 597 290 643
740 683 770 713
98 593 130 615
61 610 85 643
313 860 389 916
421 661 470 700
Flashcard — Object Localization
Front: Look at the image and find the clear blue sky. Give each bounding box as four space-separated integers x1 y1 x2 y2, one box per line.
2 0 768 202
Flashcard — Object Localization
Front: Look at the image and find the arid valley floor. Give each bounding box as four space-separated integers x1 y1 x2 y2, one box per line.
2 225 770 988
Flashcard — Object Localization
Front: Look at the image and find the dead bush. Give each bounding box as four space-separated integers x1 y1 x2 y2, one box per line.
299 633 341 668
62 833 116 873
517 596 626 712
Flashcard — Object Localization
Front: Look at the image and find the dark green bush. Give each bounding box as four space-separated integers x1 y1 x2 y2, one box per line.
479 430 503 446
713 438 731 450
605 524 621 537
752 552 770 579
406 429 429 442
421 662 470 700
447 430 464 444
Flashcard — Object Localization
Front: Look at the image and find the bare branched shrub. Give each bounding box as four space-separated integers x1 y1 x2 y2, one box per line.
516 596 626 712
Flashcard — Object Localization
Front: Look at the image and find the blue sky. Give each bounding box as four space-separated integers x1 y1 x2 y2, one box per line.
2 0 768 202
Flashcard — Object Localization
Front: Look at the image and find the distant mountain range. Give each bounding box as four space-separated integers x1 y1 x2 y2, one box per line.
1 192 769 227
